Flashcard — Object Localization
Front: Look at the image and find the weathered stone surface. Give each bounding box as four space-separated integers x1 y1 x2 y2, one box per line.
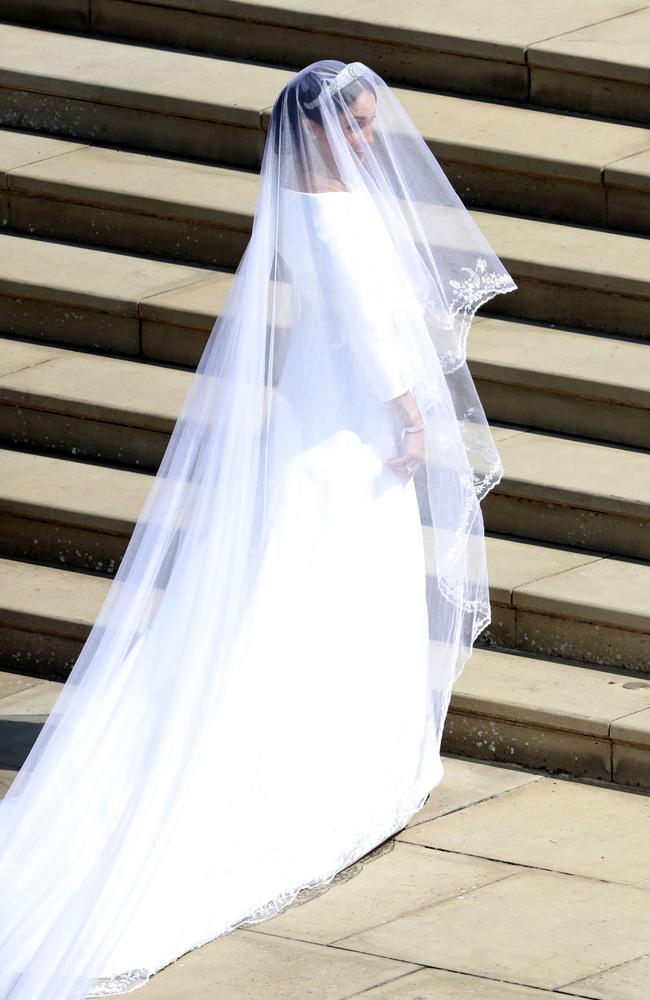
254 841 522 944
129 928 421 1000
399 776 650 882
335 868 650 989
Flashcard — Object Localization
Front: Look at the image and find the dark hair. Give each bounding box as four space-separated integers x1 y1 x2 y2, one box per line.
269 68 377 155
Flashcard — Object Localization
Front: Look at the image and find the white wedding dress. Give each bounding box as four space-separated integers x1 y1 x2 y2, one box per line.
77 188 444 994
1 58 516 1000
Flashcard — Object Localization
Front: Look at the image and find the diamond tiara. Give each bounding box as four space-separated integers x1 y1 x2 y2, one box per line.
302 62 367 110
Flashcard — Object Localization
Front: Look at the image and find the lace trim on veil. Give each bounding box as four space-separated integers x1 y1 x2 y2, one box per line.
429 255 516 375
85 775 438 997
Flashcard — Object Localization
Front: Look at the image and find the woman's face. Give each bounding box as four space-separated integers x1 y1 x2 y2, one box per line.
339 89 377 162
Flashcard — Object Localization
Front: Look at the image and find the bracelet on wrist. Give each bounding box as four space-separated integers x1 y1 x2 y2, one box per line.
400 421 424 440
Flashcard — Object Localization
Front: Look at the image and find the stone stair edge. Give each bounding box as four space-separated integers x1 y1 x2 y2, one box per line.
1 582 649 787
3 93 650 194
0 232 217 317
453 645 650 738
1 328 648 428
2 197 650 309
0 539 647 646
2 406 649 545
0 22 285 124
2 124 650 254
0 449 648 632
447 645 650 789
2 0 649 88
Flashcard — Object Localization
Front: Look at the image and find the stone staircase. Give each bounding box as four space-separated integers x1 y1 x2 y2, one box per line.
1 5 649 795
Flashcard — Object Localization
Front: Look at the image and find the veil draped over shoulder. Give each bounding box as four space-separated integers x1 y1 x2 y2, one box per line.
0 59 516 999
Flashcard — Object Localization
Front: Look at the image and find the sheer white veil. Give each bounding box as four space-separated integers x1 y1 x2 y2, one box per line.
0 59 516 1000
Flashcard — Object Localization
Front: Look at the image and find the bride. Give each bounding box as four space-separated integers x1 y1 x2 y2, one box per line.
0 60 516 999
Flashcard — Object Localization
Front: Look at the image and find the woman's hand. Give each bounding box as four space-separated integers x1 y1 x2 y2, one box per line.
384 426 425 479
384 390 425 480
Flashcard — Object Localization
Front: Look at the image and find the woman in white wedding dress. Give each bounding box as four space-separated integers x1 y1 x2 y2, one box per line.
0 60 516 999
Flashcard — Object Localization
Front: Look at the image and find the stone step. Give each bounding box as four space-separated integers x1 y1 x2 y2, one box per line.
0 557 110 677
0 231 222 358
445 646 650 791
0 338 192 469
482 534 650 675
3 112 650 257
472 211 650 340
1 3 647 123
0 428 648 580
2 209 650 366
1 561 648 789
1 318 649 478
486 426 650 560
1 533 648 681
0 23 283 169
470 318 650 450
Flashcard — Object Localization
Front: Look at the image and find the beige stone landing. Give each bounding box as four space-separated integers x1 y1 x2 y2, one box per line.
3 722 650 996
69 756 647 1000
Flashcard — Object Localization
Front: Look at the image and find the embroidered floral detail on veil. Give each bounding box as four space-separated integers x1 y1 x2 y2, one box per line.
449 256 514 313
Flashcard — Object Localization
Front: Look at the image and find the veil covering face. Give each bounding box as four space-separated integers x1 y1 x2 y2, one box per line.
0 60 516 1000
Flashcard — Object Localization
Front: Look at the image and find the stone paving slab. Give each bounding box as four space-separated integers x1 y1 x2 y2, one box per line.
348 967 586 999
334 866 650 990
251 840 524 945
139 929 422 999
2 679 650 995
402 753 542 828
561 952 650 1000
398 774 650 883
